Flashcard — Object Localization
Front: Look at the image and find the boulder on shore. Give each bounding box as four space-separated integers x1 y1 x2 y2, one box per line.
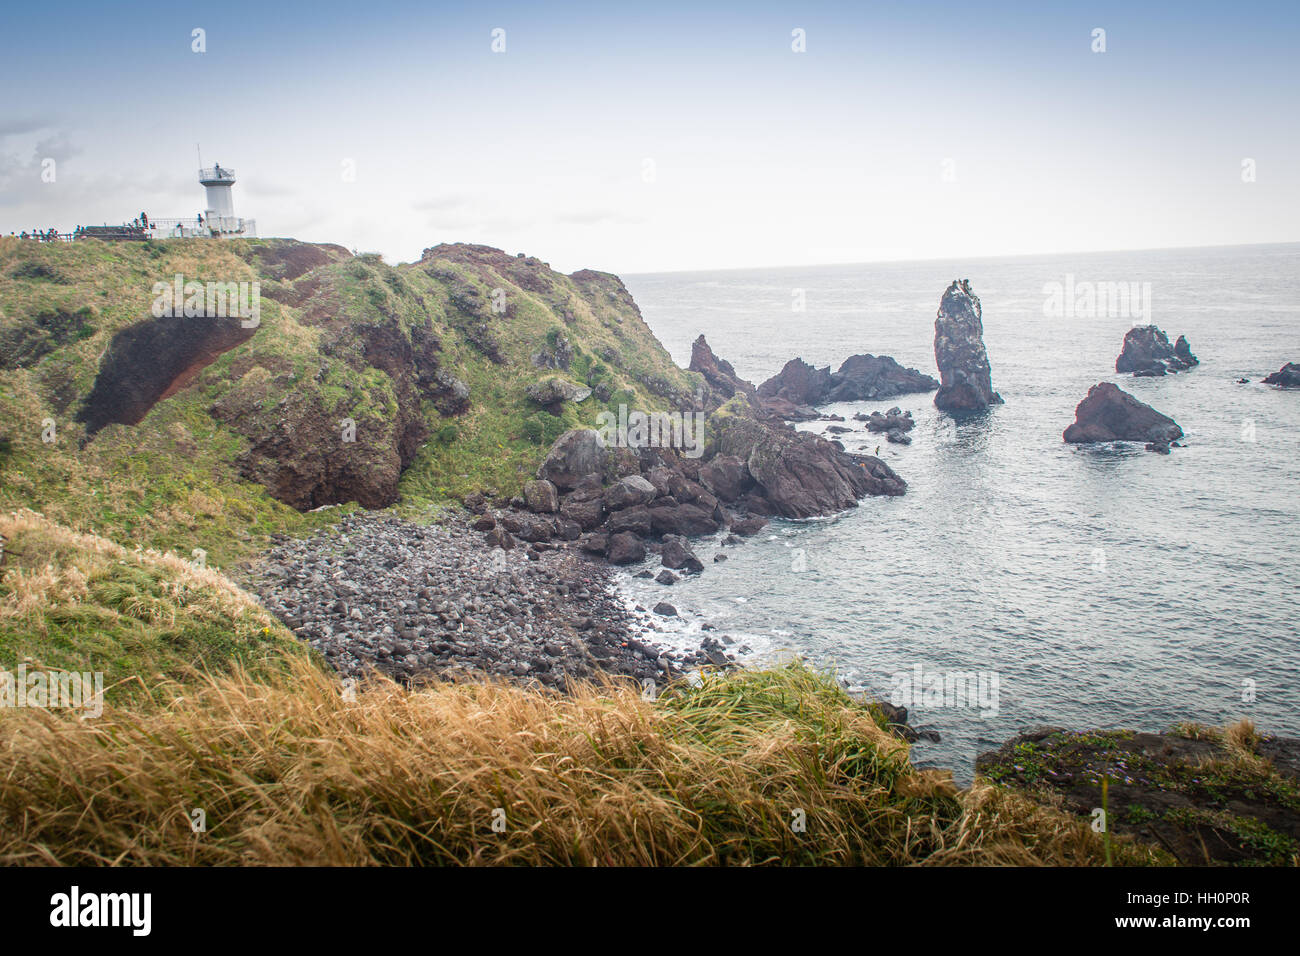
1262 362 1300 387
1115 325 1198 376
536 428 607 490
1062 382 1183 448
933 279 1002 411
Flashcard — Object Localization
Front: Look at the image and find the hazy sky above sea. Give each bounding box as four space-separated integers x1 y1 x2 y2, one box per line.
1 0 1297 273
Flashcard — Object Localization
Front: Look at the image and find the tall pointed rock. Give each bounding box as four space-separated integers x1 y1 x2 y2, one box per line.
933 279 1002 411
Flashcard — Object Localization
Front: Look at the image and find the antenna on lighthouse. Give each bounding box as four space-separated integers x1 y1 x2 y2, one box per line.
196 143 203 169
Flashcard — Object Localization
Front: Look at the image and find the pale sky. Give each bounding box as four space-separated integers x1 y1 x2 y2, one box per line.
2 0 1297 273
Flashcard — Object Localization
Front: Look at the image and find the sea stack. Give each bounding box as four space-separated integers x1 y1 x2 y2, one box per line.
933 279 1002 411
1115 325 1199 377
1063 382 1183 451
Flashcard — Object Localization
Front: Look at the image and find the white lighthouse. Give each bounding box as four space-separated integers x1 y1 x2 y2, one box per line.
140 160 259 239
194 163 256 237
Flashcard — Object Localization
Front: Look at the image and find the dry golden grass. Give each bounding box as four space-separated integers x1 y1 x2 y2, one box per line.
0 653 1165 867
0 512 1168 867
0 509 278 634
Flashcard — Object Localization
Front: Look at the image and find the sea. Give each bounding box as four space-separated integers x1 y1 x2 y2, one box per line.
618 243 1300 778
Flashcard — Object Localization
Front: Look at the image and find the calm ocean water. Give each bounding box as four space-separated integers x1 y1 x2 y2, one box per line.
620 243 1300 777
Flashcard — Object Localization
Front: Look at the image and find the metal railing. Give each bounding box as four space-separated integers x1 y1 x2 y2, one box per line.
198 166 235 182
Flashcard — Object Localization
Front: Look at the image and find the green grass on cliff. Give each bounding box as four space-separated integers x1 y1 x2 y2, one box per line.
0 236 697 564
0 510 307 709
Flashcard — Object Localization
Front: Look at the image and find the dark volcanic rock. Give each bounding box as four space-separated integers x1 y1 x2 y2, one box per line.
730 423 905 518
861 407 914 434
728 515 768 536
698 454 751 502
536 428 607 490
933 279 1002 411
522 479 559 513
824 354 937 403
689 334 754 400
1116 325 1198 376
1263 362 1300 387
603 474 657 510
242 511 679 691
606 531 646 565
648 502 719 536
758 355 936 413
977 726 1300 866
660 534 704 574
756 358 833 406
1063 382 1183 447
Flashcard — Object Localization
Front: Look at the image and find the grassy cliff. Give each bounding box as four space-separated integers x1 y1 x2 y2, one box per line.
0 236 695 568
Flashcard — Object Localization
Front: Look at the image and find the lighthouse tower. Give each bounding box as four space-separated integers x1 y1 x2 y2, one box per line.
196 164 256 237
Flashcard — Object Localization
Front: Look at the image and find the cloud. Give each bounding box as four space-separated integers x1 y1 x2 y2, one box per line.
0 117 57 140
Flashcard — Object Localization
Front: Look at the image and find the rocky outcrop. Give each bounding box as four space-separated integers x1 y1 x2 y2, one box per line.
481 339 909 568
526 376 592 412
744 431 900 517
689 334 755 402
859 407 914 434
756 358 833 407
933 279 1002 411
1116 326 1199 376
977 725 1300 866
1062 382 1183 449
757 355 936 417
1262 362 1300 387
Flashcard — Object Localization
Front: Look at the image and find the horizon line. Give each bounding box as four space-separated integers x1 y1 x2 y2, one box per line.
615 239 1300 279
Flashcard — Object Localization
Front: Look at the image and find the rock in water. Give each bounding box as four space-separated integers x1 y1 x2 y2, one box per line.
1063 382 1183 447
1263 362 1300 387
933 279 1002 411
1116 325 1198 375
757 355 936 412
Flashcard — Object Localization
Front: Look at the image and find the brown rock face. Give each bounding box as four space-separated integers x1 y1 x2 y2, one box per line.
933 280 1002 411
1063 382 1183 447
